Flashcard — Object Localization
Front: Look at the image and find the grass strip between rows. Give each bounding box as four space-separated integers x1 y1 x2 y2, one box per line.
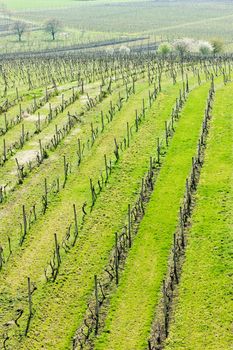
165 82 233 350
94 82 212 350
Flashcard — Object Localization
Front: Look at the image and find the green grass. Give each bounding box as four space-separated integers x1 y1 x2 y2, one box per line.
165 83 233 350
94 82 213 350
0 78 181 349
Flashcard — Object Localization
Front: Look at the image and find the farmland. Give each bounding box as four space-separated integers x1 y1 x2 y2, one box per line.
0 0 232 349
19 0 233 39
0 51 231 350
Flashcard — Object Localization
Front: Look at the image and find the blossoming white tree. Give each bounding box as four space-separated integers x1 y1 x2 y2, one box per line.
172 38 214 55
198 40 213 55
119 45 130 55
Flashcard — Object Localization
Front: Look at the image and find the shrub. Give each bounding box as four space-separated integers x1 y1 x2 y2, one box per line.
211 39 224 54
157 42 172 56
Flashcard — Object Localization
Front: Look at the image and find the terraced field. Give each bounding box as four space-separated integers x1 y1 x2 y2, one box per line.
0 53 232 350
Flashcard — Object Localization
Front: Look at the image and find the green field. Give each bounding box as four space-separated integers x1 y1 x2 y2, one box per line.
19 0 233 39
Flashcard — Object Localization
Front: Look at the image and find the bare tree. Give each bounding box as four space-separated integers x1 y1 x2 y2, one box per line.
45 19 61 41
13 21 27 42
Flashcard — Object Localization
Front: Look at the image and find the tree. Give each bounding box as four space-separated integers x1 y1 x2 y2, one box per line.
157 43 172 56
119 45 130 55
211 39 224 54
45 19 61 41
198 40 213 55
13 21 27 42
173 38 191 56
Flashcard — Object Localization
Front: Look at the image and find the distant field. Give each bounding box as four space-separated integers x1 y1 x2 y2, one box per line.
1 0 75 10
15 0 233 41
0 0 231 54
1 0 141 10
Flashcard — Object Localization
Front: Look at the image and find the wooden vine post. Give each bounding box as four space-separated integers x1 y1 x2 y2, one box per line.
54 233 61 267
115 232 119 285
128 204 131 248
73 203 78 245
28 276 33 318
94 275 99 335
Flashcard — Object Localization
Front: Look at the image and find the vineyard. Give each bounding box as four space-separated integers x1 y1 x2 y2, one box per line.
0 52 232 350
